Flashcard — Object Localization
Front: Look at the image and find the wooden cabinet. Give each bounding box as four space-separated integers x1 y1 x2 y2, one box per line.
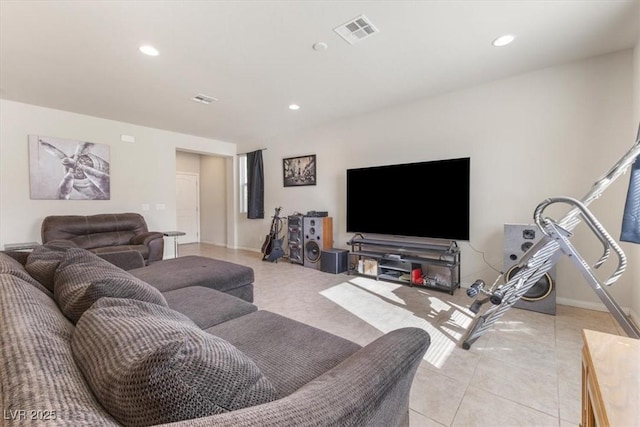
581 329 640 427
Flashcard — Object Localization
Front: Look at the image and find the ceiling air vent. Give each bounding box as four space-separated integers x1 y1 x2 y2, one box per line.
334 15 379 45
191 94 218 104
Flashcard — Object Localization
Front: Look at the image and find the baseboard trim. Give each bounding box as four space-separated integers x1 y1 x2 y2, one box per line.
236 245 261 253
556 297 631 315
198 239 228 246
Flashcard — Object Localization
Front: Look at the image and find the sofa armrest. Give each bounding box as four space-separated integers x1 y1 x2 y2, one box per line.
3 240 78 265
130 231 163 246
130 231 164 263
1 250 30 265
162 327 430 427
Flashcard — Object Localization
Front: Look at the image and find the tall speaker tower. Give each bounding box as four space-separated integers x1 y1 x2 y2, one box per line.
287 214 304 265
303 217 333 269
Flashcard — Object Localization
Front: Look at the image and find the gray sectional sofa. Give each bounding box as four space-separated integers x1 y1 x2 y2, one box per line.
0 244 431 426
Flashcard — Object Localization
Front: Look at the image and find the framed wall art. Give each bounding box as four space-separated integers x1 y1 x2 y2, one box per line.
283 154 316 187
29 135 111 200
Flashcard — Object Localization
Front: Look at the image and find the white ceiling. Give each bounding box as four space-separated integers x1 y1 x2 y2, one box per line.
1 1 638 146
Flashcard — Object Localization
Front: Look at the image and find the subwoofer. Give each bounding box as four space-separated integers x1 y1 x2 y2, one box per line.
504 223 556 315
321 248 348 274
287 214 304 265
303 217 333 269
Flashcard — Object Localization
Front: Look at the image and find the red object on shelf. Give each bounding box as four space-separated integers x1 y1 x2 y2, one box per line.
411 268 423 285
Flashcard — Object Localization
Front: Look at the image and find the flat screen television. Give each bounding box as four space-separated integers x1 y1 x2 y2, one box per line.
346 157 470 241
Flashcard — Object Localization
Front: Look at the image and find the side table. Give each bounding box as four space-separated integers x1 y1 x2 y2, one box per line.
4 241 40 251
582 329 639 427
163 231 186 258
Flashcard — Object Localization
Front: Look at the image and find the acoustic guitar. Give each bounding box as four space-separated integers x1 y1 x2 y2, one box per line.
261 207 284 262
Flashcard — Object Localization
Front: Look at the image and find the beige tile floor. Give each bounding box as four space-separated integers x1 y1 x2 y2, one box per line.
179 243 627 427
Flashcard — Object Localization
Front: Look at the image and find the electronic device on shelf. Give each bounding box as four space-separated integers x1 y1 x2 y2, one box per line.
306 211 328 217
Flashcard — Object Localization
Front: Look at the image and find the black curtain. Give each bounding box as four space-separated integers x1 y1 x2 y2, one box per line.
247 150 264 219
620 125 640 243
621 157 640 243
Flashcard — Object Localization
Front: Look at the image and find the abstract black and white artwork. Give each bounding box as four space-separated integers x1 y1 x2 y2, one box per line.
283 154 316 187
29 135 111 200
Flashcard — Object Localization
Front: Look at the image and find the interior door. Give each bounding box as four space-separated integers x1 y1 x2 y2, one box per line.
176 172 199 244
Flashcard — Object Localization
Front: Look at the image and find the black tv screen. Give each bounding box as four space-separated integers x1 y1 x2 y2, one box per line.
346 157 470 241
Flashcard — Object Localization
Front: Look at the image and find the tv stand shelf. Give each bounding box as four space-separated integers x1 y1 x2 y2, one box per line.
347 235 461 294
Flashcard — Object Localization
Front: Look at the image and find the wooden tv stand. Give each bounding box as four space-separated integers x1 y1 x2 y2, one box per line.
347 235 460 294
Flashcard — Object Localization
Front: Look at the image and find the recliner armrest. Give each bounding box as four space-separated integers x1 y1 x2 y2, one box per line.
165 327 430 427
130 231 164 246
130 231 164 263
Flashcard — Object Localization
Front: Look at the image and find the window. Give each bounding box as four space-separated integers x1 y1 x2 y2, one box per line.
238 154 248 213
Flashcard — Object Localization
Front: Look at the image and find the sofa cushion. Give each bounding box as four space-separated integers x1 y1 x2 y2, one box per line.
0 273 120 425
0 252 52 296
72 298 277 427
24 241 77 292
162 286 258 329
129 255 255 301
54 248 167 323
206 310 363 398
42 213 147 246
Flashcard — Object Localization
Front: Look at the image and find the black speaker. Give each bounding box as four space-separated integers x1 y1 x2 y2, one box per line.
504 223 556 315
287 214 304 265
321 249 348 274
303 217 333 269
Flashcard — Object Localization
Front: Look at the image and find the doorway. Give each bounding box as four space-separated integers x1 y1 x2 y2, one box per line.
176 172 199 244
175 150 229 247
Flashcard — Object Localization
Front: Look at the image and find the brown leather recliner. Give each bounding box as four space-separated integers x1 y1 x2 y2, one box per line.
41 213 164 264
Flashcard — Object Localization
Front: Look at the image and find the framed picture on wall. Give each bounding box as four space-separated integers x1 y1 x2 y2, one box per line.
283 154 316 187
28 135 111 200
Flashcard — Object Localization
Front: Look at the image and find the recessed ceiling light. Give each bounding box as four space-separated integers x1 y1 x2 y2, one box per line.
313 42 328 51
492 34 515 47
139 45 159 56
289 104 300 110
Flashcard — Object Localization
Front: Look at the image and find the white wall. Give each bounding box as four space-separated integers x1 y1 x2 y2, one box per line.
236 50 635 311
200 155 227 246
176 151 201 174
0 100 237 257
